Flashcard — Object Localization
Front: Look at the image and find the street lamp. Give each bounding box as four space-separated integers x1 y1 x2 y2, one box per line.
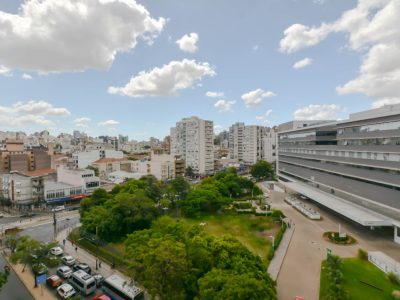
269 235 275 251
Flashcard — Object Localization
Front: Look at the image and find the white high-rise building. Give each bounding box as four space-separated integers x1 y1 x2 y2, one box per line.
228 122 245 161
170 116 214 175
263 127 277 163
242 125 266 165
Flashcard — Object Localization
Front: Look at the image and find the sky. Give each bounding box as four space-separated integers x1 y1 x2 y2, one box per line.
0 0 399 140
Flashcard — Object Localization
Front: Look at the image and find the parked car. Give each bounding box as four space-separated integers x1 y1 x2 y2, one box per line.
20 212 36 218
52 205 65 212
92 273 104 287
57 266 73 279
57 283 76 299
46 275 63 288
93 294 112 300
61 255 76 266
73 263 92 274
50 246 64 256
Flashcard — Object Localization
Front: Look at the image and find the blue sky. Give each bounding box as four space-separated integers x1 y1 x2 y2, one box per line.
0 0 399 140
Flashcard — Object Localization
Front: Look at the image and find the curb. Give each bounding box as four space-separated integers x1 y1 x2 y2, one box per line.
275 226 295 280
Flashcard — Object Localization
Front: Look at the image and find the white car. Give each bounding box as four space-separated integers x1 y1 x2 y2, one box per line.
61 255 76 266
52 205 65 212
57 266 72 279
50 246 64 256
57 283 76 299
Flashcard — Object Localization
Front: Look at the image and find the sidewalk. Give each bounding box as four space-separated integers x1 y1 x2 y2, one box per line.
6 259 56 300
267 225 295 280
56 227 122 279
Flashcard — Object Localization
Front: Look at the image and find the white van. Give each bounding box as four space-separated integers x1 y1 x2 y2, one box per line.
69 270 96 295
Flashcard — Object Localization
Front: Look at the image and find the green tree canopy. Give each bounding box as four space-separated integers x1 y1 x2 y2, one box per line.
250 160 275 182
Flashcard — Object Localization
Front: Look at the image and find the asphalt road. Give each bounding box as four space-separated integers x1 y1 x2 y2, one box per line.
0 254 33 300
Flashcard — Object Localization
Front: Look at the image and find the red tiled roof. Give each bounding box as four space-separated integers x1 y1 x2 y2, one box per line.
23 168 55 177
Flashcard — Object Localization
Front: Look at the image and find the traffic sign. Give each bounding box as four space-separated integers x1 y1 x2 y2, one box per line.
35 273 46 285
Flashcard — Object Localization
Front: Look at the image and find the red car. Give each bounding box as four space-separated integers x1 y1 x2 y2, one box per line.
92 294 112 300
46 275 63 288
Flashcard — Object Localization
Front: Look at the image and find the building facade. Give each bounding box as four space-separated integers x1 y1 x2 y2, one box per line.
170 117 214 175
72 149 124 169
277 105 400 244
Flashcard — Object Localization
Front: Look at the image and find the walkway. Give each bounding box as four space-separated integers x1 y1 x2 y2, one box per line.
267 225 295 280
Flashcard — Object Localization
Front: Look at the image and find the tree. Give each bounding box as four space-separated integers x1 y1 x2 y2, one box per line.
326 255 347 300
185 166 195 178
250 160 275 182
125 235 190 300
181 188 227 217
170 176 191 200
198 269 276 300
86 165 99 176
0 272 7 292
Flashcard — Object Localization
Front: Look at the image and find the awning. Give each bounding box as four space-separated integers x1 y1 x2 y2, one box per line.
281 176 393 227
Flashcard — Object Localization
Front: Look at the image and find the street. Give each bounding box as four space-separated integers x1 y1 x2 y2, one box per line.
0 253 33 300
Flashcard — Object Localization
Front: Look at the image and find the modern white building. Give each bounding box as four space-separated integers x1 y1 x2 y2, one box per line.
72 149 123 169
170 116 214 175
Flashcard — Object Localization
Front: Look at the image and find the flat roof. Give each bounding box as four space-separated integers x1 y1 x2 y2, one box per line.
281 176 393 227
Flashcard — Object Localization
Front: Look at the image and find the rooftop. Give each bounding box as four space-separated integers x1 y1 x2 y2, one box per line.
21 168 55 177
93 157 129 164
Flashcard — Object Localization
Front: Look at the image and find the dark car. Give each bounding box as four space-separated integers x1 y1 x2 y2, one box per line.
73 263 91 274
20 212 36 218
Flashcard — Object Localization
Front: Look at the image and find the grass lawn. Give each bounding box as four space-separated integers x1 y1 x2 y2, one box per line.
320 258 400 300
183 213 279 264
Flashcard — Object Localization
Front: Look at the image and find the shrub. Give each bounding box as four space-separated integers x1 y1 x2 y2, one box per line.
388 272 400 285
357 248 368 261
270 209 284 220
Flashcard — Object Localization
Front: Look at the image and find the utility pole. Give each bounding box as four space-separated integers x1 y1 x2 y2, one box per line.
53 211 57 240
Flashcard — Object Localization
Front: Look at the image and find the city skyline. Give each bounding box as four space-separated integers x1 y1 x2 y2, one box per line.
1 0 399 140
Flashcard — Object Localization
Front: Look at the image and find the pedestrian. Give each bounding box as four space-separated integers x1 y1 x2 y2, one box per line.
99 261 102 269
75 246 78 252
63 239 66 246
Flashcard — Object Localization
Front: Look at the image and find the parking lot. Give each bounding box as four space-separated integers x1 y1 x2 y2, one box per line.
45 244 109 299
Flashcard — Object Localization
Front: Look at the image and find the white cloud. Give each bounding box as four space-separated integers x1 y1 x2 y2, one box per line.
293 57 313 69
108 59 215 97
214 99 236 112
279 23 331 54
280 0 400 106
214 125 225 134
241 89 277 107
73 117 91 128
371 98 400 108
12 101 71 116
0 65 12 77
0 0 165 73
98 120 120 126
0 101 69 127
22 73 32 80
294 104 342 120
205 91 224 98
256 109 273 121
176 33 199 53
253 45 259 51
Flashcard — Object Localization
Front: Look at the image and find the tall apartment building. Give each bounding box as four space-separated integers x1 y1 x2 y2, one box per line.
229 122 245 161
243 125 266 165
277 104 400 244
170 116 214 175
263 127 277 163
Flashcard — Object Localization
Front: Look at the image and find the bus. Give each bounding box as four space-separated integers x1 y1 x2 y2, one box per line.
102 274 143 300
69 270 96 295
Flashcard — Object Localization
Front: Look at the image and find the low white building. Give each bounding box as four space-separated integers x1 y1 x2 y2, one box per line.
44 181 84 205
150 152 175 181
72 149 123 169
92 158 135 179
57 166 100 194
108 171 146 184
